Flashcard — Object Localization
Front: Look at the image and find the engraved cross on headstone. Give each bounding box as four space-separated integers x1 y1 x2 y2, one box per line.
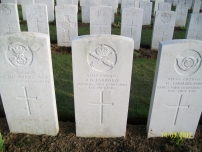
16 87 37 116
167 94 190 125
6 24 13 32
127 20 137 36
159 31 168 41
34 18 42 32
61 15 76 42
89 91 114 124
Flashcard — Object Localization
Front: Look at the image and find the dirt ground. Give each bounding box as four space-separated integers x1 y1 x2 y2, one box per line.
0 118 201 152
0 44 201 152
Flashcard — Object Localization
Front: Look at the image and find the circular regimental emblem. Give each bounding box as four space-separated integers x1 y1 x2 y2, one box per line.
161 13 171 23
87 44 117 72
97 10 106 18
6 42 33 68
195 17 202 25
1 4 11 16
175 50 201 76
62 20 71 29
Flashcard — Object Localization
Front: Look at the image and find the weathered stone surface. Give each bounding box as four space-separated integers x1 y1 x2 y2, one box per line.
158 2 172 11
175 4 189 27
90 6 112 34
0 32 59 136
26 4 49 35
34 0 54 22
0 3 20 35
186 13 202 40
139 1 152 25
151 11 176 50
21 0 34 20
121 7 143 50
192 0 201 13
1 0 17 4
147 39 202 138
72 35 134 137
55 5 78 46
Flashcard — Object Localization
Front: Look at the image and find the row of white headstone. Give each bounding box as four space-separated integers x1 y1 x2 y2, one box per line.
0 32 202 138
0 3 201 50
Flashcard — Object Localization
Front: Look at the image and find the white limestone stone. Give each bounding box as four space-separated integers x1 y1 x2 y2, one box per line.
186 13 202 40
17 0 21 5
119 0 122 4
192 0 201 13
0 4 20 35
185 0 193 9
151 11 176 50
34 0 54 22
90 6 112 34
26 4 49 35
21 0 34 20
55 5 78 46
2 0 17 4
72 35 134 137
154 0 165 13
80 0 101 23
173 0 178 6
178 0 186 4
101 0 117 21
56 0 78 5
0 32 59 135
121 7 143 50
56 0 78 12
165 0 173 4
175 4 189 27
139 1 152 25
121 0 135 9
147 39 202 138
158 2 172 11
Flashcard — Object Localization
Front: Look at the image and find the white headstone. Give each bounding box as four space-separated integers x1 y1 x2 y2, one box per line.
121 7 143 50
2 0 17 4
173 0 178 6
154 0 165 13
17 0 21 5
192 0 201 13
119 0 122 4
121 0 135 9
26 4 49 35
147 39 202 138
139 1 152 25
56 0 78 5
175 4 189 27
34 0 55 22
56 0 78 12
80 0 101 23
90 6 112 34
151 11 176 50
185 0 193 9
0 4 20 35
0 32 59 135
158 2 172 11
165 0 173 4
186 13 202 40
101 0 116 21
55 5 78 46
21 0 34 20
72 35 134 137
178 0 186 4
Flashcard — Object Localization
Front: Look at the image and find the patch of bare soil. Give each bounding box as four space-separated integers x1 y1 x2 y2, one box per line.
51 44 158 59
0 118 201 152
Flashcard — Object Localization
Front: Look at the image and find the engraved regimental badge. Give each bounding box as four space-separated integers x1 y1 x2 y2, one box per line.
6 42 33 68
175 50 201 76
87 44 117 72
161 13 171 24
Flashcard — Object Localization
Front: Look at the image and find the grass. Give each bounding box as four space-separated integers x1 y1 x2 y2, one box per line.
0 3 193 119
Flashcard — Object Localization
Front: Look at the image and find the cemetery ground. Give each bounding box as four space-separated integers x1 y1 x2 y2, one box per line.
0 3 202 152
